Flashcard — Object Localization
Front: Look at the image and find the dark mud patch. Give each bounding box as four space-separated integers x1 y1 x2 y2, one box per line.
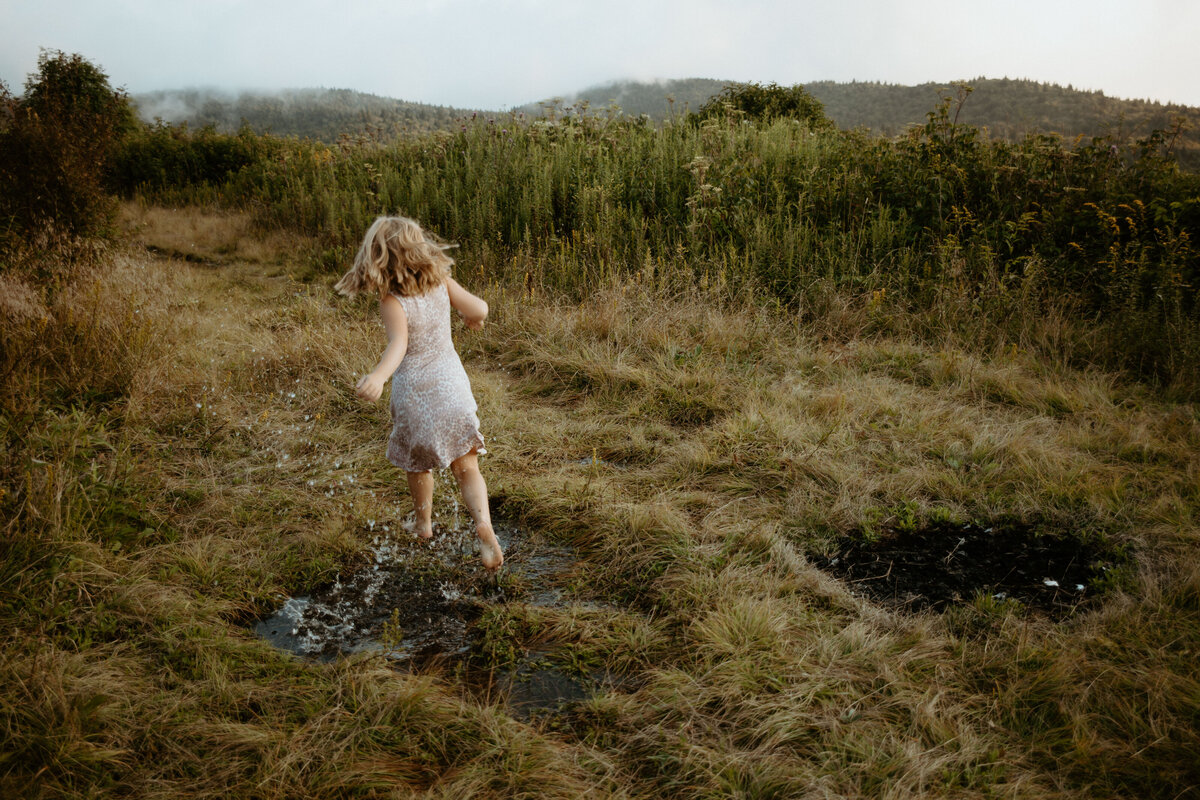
255 522 615 716
461 648 624 723
814 521 1122 619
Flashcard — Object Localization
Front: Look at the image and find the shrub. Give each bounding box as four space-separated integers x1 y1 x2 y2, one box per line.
108 122 273 195
693 81 833 128
0 51 135 243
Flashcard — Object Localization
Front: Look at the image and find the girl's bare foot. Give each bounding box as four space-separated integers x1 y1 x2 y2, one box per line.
415 523 433 540
477 524 503 572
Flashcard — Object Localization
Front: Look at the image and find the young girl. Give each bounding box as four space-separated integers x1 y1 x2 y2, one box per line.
335 216 503 572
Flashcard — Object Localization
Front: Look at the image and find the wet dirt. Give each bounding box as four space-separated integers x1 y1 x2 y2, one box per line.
813 521 1122 619
254 521 610 716
460 648 625 722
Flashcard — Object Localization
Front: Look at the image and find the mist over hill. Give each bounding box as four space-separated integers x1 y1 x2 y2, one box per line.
131 87 482 141
518 78 731 118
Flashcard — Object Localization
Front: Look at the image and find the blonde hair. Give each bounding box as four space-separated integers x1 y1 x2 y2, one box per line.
334 216 454 298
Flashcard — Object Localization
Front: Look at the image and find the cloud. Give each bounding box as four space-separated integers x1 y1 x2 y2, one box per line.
2 0 1197 108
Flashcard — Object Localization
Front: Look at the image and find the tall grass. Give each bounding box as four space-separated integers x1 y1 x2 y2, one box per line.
111 100 1200 391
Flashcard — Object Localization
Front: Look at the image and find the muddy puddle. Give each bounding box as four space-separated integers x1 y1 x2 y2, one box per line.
460 648 624 721
255 521 611 717
814 521 1121 619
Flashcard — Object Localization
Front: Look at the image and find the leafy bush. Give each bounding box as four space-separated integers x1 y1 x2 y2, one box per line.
108 122 277 194
693 81 833 128
0 51 134 243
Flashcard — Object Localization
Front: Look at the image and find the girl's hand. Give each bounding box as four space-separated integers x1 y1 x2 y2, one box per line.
355 373 385 402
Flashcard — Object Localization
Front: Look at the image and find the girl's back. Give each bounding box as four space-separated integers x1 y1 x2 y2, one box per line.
392 283 453 368
387 281 483 473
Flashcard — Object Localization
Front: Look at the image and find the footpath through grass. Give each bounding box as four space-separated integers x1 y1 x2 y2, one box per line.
2 205 1198 798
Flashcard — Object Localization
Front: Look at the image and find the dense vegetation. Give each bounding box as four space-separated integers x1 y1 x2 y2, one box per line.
111 84 1200 394
534 77 1200 170
133 78 1200 173
807 77 1200 169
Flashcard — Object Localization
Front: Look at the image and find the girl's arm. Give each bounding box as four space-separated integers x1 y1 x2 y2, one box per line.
356 294 408 401
446 277 488 330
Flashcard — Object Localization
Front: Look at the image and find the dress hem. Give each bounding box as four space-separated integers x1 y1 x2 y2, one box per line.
385 436 487 473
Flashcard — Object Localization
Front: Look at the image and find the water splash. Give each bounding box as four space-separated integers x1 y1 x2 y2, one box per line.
255 523 575 661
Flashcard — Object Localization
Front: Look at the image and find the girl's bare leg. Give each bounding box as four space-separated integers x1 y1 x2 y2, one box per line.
406 470 434 539
450 452 503 571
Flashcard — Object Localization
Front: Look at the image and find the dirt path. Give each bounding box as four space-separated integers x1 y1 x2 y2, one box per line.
126 206 605 714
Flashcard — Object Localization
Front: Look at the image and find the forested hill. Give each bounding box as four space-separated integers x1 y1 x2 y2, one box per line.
520 78 730 118
807 77 1198 143
534 77 1200 168
131 88 482 140
133 79 1200 168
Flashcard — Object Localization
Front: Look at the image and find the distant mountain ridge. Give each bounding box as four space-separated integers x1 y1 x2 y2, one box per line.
806 77 1198 143
134 79 1200 168
535 77 1200 168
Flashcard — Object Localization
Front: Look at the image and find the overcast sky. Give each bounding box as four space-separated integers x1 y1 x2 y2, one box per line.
2 0 1197 109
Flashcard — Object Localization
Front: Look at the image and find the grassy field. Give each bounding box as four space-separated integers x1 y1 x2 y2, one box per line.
108 104 1200 398
2 203 1199 798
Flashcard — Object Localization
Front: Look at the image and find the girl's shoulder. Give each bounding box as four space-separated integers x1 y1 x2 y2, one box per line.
392 278 449 297
390 280 448 308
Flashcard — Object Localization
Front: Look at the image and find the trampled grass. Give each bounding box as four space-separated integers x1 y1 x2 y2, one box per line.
2 206 1198 798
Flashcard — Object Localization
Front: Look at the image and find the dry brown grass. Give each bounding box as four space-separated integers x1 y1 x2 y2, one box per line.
118 200 307 267
2 205 1197 798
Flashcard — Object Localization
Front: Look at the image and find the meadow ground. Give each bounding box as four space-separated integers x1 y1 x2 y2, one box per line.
2 204 1198 798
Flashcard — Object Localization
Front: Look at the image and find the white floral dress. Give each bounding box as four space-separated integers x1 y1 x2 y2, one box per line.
386 282 485 471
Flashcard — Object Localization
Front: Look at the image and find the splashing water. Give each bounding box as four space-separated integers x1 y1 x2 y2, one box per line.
255 523 575 661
